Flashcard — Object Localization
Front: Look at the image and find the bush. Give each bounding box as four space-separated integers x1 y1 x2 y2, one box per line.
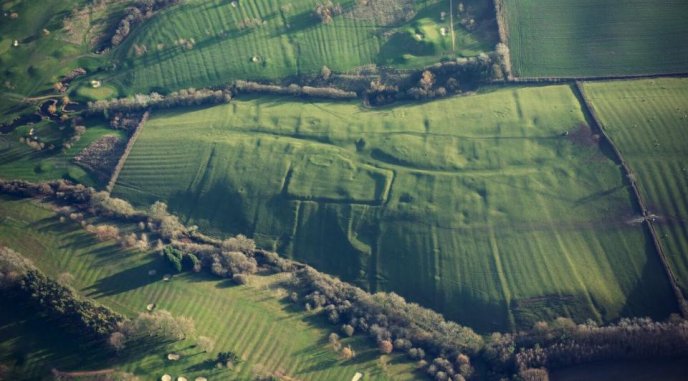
163 246 183 272
378 340 393 354
341 324 355 337
232 273 249 285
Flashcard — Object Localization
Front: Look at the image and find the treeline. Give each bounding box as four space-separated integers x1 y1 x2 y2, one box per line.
111 0 180 46
234 80 357 99
85 53 498 114
292 267 483 380
0 247 124 342
484 317 688 380
365 55 494 106
2 179 688 380
88 88 232 113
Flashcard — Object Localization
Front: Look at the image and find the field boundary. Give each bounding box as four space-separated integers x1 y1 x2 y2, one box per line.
574 82 688 318
493 0 513 79
510 72 688 83
105 111 149 193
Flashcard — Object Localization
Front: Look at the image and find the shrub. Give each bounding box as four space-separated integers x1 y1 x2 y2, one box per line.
341 346 354 360
341 324 355 337
197 335 215 353
163 246 183 272
378 340 393 354
232 273 249 285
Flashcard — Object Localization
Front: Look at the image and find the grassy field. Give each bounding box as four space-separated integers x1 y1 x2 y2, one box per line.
0 196 419 380
112 85 678 332
73 83 119 101
0 0 119 124
0 121 124 187
110 0 497 94
581 78 688 297
501 0 688 78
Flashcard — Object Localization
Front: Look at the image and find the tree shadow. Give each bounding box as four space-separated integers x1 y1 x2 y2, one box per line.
82 258 162 298
618 225 681 320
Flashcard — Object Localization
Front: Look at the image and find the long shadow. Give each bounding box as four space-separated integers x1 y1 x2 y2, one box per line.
83 258 162 298
619 227 681 320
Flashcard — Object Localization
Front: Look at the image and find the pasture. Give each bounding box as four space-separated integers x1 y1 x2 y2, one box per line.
0 0 116 124
581 78 688 296
0 122 124 186
112 0 497 94
501 0 688 78
0 196 417 380
113 85 678 332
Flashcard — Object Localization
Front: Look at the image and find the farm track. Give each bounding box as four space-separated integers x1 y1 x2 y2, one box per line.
574 82 688 317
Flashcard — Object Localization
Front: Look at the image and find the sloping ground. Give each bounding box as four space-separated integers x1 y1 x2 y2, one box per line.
113 85 678 332
112 0 496 94
581 78 688 297
0 197 417 380
502 0 688 78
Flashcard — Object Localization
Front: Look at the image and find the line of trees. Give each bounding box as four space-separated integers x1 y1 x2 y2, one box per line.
0 246 124 342
484 316 688 380
88 88 232 113
365 55 493 106
292 266 482 381
234 80 357 99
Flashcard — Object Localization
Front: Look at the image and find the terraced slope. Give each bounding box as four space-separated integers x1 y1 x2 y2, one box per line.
113 85 678 331
0 197 416 381
581 78 688 297
501 0 688 78
113 0 497 94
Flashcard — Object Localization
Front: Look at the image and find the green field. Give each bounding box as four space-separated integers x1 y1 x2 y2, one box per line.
0 121 124 186
112 85 678 332
111 0 497 94
73 83 119 101
0 196 418 380
582 78 688 296
0 0 117 124
501 0 688 78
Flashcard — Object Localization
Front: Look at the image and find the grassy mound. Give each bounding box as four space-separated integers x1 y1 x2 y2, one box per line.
113 85 678 332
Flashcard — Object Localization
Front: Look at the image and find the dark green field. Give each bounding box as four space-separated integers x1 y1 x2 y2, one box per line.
502 0 688 77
